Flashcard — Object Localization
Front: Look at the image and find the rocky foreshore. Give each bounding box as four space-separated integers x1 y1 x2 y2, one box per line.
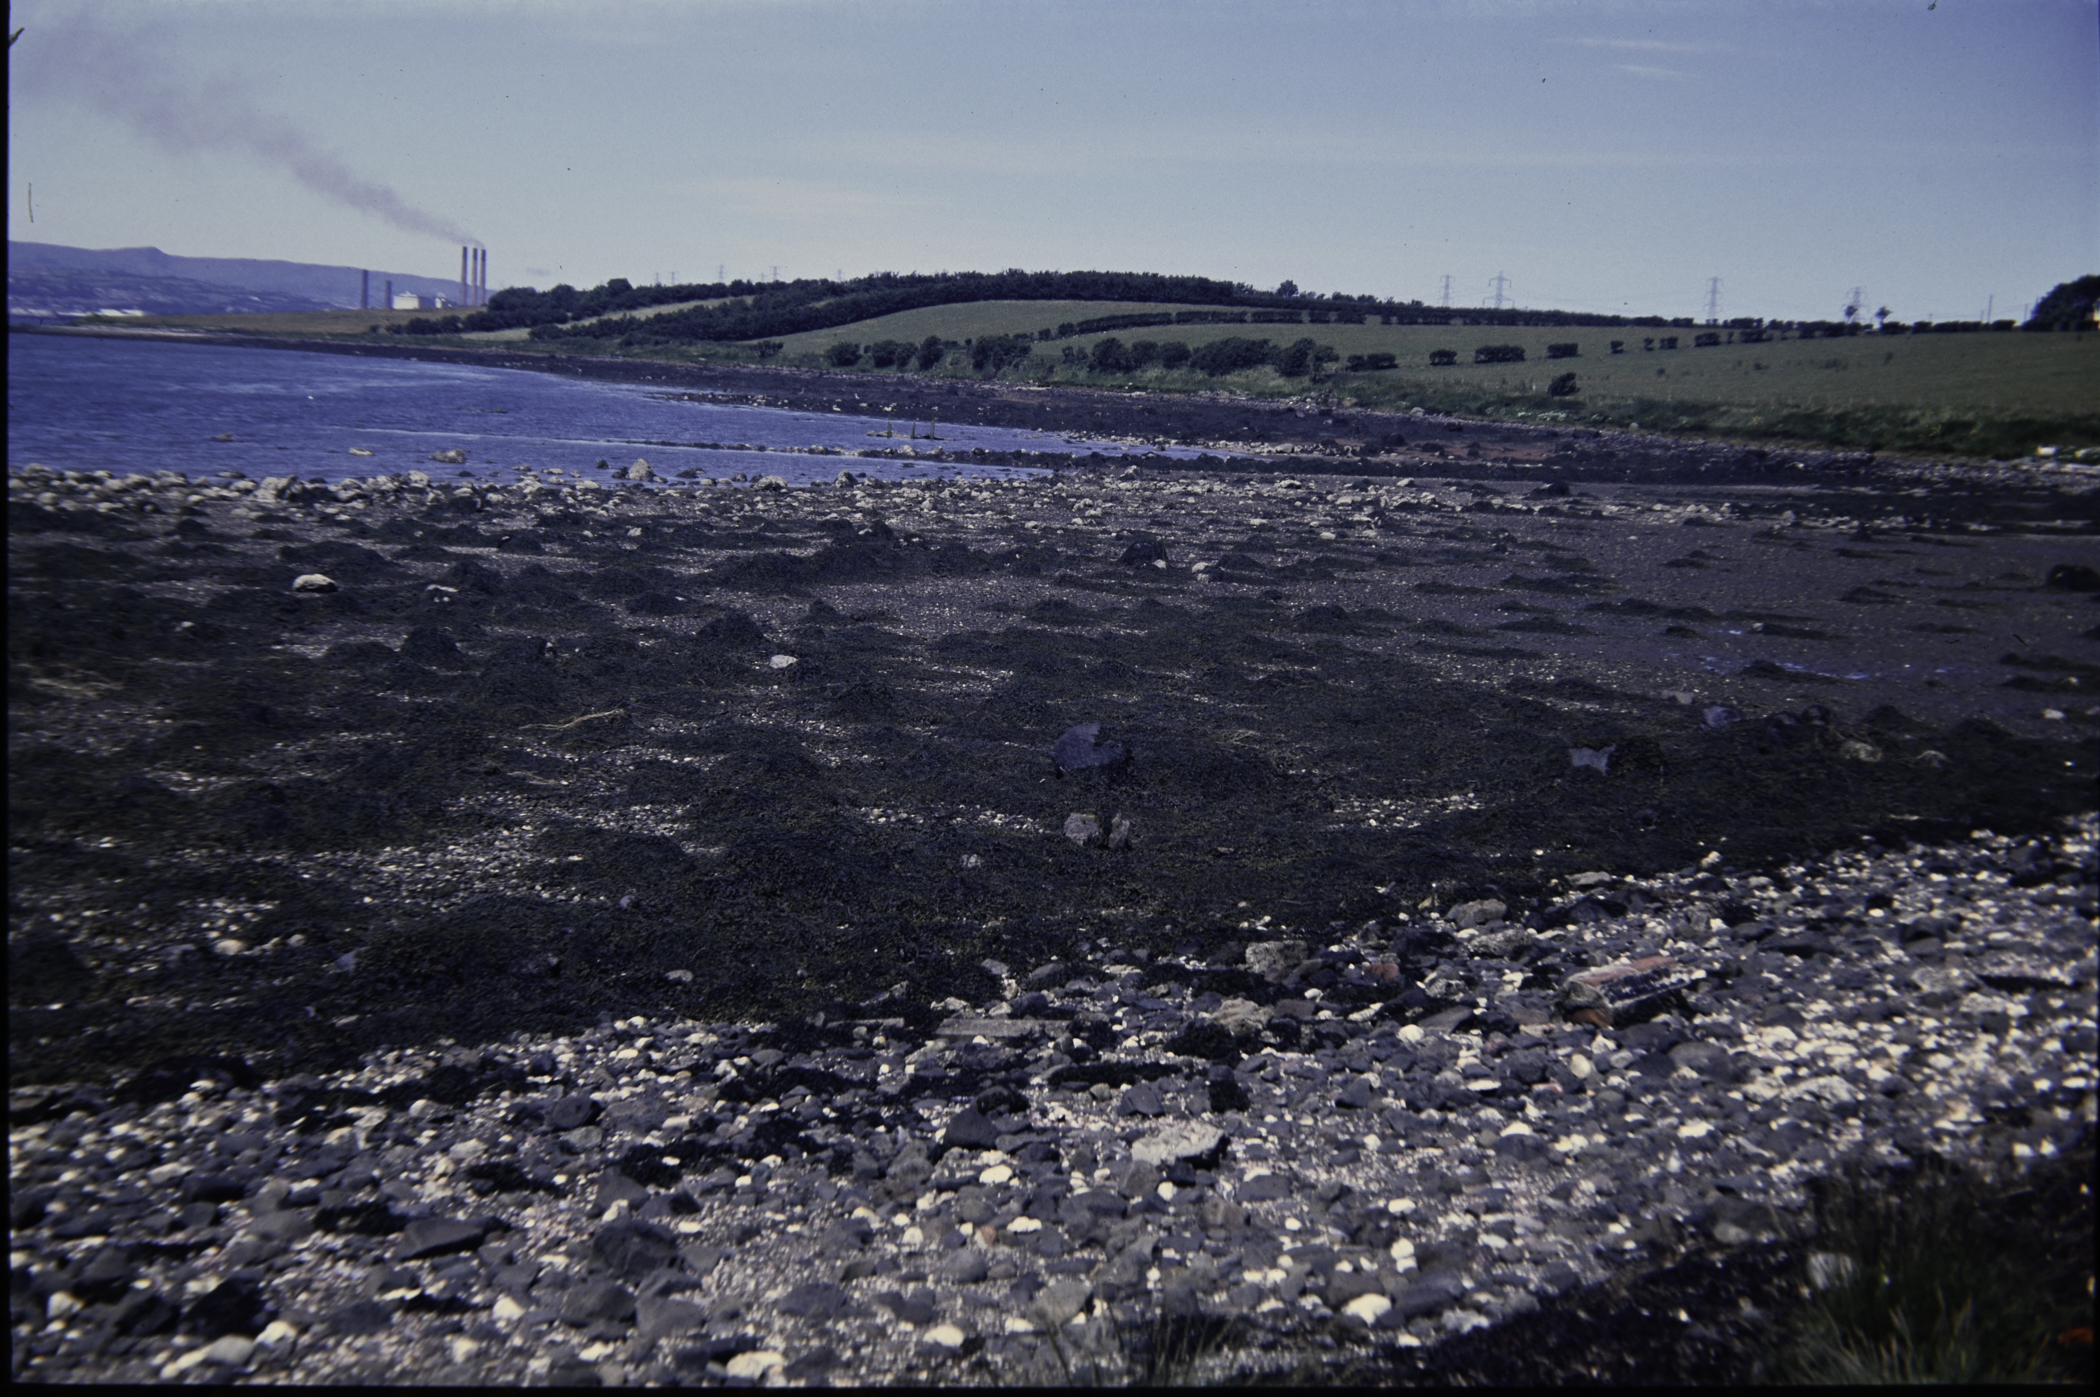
9 420 2097 1384
11 820 2096 1385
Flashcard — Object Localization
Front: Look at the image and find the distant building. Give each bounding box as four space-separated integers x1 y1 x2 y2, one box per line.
392 292 450 311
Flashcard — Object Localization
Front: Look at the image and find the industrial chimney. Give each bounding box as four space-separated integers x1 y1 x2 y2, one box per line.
461 246 469 308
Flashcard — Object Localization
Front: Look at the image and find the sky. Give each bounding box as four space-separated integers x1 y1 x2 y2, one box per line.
7 0 2096 323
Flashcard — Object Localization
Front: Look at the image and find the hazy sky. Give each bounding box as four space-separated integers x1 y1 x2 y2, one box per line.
8 0 2096 322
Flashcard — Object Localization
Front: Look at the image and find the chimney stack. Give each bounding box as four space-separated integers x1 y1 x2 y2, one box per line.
386 279 393 310
461 246 470 308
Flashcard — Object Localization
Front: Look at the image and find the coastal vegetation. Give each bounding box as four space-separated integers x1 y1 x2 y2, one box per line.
72 270 2099 458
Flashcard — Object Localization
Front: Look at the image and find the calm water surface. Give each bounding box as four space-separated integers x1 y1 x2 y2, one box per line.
7 332 1217 487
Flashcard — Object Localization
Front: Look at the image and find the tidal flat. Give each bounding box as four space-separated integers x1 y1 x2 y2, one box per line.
9 373 2097 1383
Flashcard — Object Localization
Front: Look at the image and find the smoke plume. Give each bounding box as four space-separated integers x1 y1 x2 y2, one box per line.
14 12 479 247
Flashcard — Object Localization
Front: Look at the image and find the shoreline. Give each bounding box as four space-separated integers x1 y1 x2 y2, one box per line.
9 400 2096 1381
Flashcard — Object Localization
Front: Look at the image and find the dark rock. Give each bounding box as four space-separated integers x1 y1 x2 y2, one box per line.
1053 722 1129 774
561 1280 638 1326
325 1299 396 1336
1337 1077 1377 1109
776 1282 847 1319
593 1219 678 1280
596 1170 651 1209
394 1217 490 1261
1117 1082 1166 1117
782 1347 840 1382
2044 563 2100 592
184 1278 270 1340
544 1094 602 1131
180 1174 249 1205
941 1107 1001 1151
1394 1273 1468 1318
636 1294 706 1341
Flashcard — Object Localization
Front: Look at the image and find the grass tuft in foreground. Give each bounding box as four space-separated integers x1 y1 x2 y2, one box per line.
1767 1142 2095 1385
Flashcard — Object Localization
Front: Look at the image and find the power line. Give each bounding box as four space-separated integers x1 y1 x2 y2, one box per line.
1487 272 1510 311
1704 276 1722 324
1439 274 1453 309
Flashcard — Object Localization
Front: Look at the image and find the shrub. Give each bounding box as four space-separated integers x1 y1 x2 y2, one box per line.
825 341 863 367
1474 344 1526 364
1089 337 1134 374
1189 337 1279 377
1546 342 1578 359
753 340 784 360
969 334 1034 377
1429 349 1458 366
868 339 914 368
1547 372 1579 396
1159 341 1192 369
913 335 946 371
1345 352 1398 372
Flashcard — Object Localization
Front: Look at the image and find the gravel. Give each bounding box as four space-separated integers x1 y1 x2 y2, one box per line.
11 819 2093 1385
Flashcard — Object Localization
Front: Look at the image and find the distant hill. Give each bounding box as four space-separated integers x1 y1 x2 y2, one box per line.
6 241 471 319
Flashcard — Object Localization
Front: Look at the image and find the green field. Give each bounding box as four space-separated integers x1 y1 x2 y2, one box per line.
88 296 2100 457
776 303 2097 414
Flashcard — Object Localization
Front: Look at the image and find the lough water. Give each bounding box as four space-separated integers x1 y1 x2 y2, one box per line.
6 332 1210 487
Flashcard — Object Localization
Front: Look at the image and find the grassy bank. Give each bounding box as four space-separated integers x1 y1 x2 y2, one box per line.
77 300 2100 457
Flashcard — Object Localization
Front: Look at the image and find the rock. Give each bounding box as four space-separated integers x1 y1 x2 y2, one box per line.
246 1209 314 1243
1063 813 1102 847
1107 812 1134 850
1569 745 1616 773
1336 1077 1378 1109
1116 1082 1166 1117
2044 563 2100 592
1341 1292 1393 1326
1667 1041 1735 1080
1053 722 1129 774
626 459 656 481
1245 940 1310 980
1119 536 1169 567
922 1323 968 1350
429 449 468 465
757 476 788 491
200 1334 256 1367
1131 1120 1226 1167
597 1170 650 1209
1394 1273 1468 1319
941 1107 1002 1151
594 1219 678 1279
1024 962 1070 990
1703 705 1743 729
181 1173 249 1204
1449 899 1507 930
1030 1277 1093 1328
394 1216 489 1261
544 1094 602 1131
938 1250 989 1283
561 1279 638 1325
782 1347 840 1382
290 573 338 593
777 1281 847 1319
725 1350 787 1378
1209 998 1271 1036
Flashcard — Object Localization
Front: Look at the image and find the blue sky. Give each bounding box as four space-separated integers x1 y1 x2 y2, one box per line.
8 0 2096 322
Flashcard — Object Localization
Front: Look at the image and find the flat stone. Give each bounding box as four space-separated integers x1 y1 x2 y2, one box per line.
394 1217 489 1261
1132 1120 1226 1167
560 1280 637 1326
936 1017 1044 1040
